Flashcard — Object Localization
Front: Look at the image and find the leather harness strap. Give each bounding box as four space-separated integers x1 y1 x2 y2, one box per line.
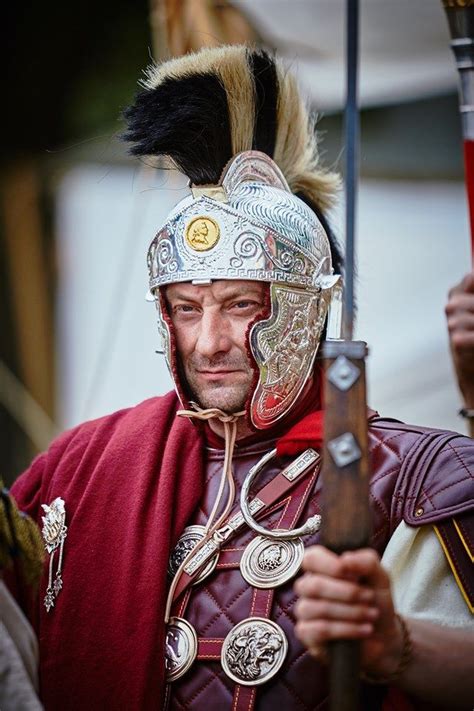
230 469 318 711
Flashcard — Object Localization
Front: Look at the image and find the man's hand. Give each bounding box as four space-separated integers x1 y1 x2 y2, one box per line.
446 271 474 410
294 545 474 707
294 545 404 678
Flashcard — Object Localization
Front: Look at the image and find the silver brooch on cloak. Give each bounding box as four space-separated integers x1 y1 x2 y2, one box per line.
41 497 67 612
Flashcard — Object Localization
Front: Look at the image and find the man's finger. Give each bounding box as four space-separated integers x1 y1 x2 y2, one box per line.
446 295 474 317
295 619 374 646
448 271 474 298
461 271 474 293
447 316 474 335
449 326 474 351
339 549 391 591
301 545 345 577
295 597 379 623
294 572 375 603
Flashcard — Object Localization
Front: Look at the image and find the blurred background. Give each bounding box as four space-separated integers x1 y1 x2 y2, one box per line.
1 0 470 485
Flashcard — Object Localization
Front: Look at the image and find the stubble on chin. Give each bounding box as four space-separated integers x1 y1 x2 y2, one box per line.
183 365 252 413
181 352 255 413
186 376 251 413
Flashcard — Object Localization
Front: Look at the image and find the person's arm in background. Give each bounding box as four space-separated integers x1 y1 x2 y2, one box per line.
446 270 474 438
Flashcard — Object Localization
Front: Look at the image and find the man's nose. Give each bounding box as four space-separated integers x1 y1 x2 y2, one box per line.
195 311 232 358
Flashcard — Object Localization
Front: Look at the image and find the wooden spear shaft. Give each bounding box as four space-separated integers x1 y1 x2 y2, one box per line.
321 2 372 709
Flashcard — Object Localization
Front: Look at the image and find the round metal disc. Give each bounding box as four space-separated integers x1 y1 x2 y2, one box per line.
221 617 288 686
240 535 304 589
168 524 218 585
165 617 198 682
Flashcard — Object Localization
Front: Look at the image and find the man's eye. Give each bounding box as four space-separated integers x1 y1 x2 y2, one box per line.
174 304 196 314
233 301 258 309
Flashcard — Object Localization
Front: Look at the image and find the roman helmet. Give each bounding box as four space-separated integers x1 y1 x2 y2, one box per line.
124 46 342 430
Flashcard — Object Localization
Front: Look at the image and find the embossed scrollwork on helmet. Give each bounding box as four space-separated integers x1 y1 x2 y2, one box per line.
250 284 330 429
230 231 262 268
157 234 178 275
262 241 305 274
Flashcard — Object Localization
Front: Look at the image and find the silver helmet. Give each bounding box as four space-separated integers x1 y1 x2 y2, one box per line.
124 46 342 430
148 151 340 429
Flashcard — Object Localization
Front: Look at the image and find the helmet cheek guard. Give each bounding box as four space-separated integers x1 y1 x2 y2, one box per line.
249 280 335 430
148 151 341 429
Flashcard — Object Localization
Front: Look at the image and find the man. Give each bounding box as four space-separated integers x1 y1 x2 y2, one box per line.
11 46 474 710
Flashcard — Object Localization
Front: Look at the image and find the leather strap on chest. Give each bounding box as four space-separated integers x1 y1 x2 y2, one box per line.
230 470 318 711
168 448 319 612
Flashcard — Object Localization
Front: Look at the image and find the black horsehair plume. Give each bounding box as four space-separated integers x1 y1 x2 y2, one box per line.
123 45 342 271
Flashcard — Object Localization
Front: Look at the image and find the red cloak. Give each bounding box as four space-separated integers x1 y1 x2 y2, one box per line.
12 392 204 710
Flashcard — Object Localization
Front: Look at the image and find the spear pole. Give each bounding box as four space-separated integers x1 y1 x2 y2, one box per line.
442 0 474 262
343 0 359 342
321 1 371 709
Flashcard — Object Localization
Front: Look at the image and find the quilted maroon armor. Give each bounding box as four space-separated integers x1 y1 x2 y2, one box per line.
168 418 474 710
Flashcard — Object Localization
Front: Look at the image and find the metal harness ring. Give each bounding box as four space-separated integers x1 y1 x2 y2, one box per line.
240 448 321 540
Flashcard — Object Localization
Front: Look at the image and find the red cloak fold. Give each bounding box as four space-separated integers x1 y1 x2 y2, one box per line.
12 392 204 710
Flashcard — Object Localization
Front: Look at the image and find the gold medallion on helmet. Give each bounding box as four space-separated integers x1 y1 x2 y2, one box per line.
185 216 220 252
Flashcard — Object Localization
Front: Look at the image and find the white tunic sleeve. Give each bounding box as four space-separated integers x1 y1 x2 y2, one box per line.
381 521 473 627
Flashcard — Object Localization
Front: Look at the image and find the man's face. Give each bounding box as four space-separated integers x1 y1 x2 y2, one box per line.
165 280 267 412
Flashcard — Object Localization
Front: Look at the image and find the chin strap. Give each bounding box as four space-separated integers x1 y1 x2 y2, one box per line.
162 406 245 621
177 405 245 531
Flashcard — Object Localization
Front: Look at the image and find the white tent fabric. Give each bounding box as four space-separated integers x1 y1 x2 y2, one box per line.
234 0 458 109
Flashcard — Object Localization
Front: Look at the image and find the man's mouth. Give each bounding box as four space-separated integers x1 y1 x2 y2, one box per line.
197 369 242 378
